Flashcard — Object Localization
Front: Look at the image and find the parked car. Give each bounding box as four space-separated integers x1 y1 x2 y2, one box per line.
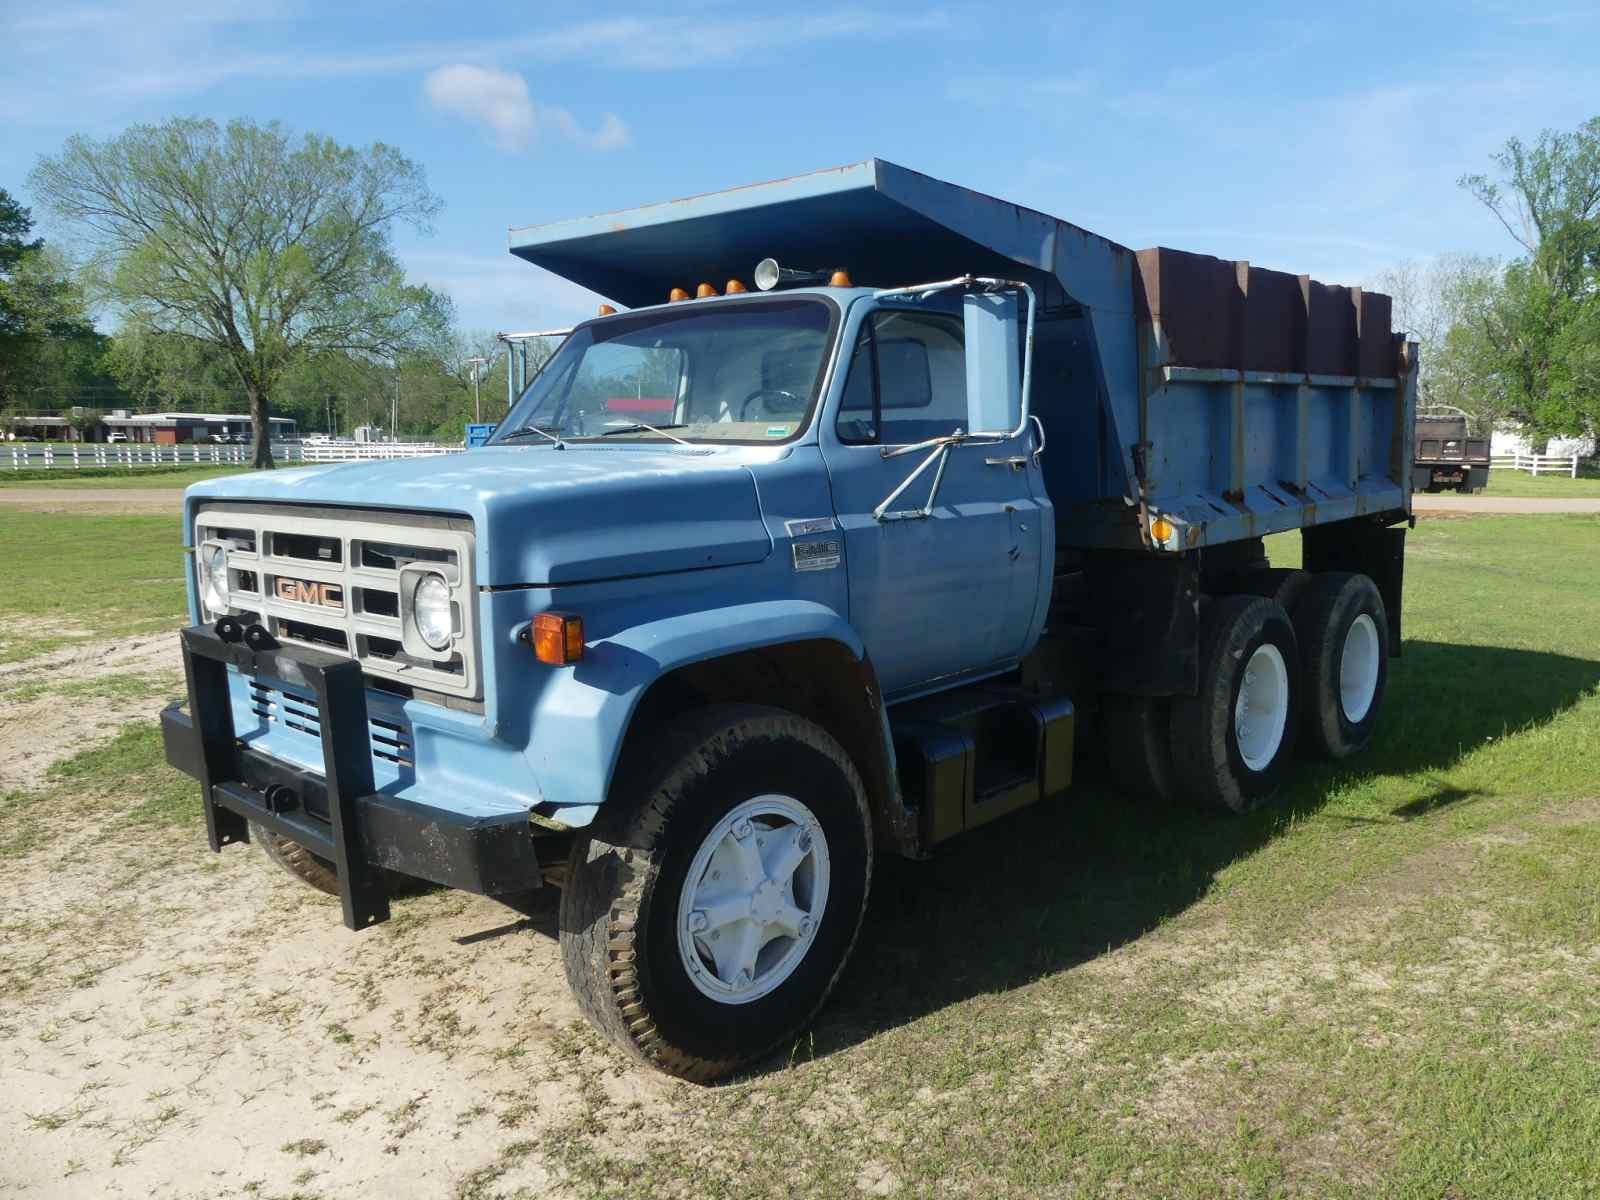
106 432 130 443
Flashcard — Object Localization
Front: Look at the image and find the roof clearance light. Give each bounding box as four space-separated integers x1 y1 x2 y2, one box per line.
725 279 748 294
753 258 781 292
695 282 719 298
598 303 617 316
668 287 690 302
829 269 853 287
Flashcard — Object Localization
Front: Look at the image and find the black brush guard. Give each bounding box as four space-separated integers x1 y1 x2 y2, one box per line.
161 623 539 930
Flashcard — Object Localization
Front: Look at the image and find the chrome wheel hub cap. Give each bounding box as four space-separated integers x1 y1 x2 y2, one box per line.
676 795 830 1005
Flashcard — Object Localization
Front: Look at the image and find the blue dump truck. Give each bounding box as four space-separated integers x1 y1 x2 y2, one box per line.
162 161 1416 1081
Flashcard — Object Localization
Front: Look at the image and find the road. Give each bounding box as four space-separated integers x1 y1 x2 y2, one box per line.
0 486 187 513
1410 493 1600 514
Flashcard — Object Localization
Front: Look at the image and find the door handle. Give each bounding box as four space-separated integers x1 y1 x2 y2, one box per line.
984 456 1028 470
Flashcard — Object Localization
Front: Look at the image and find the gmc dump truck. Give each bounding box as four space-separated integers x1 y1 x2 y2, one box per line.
162 161 1416 1081
1413 409 1490 493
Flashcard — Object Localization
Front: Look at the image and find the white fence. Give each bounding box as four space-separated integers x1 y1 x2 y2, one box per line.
1490 451 1581 477
5 441 459 472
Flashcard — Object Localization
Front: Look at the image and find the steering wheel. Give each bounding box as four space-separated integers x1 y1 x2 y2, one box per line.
739 388 804 421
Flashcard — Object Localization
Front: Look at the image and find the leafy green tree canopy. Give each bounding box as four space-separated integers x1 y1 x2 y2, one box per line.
1456 116 1600 443
0 186 102 410
30 118 452 466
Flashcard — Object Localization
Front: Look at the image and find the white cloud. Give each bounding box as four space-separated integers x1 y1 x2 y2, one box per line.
422 64 630 154
400 250 605 335
4 8 949 110
424 65 537 152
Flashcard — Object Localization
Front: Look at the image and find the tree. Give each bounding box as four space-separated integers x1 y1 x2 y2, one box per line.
30 118 453 467
1457 116 1600 443
0 189 102 409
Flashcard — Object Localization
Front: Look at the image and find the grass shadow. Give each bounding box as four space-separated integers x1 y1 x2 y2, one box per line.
806 640 1600 1062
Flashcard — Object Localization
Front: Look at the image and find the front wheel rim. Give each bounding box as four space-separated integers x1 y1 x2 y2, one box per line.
1234 643 1290 772
676 795 830 1006
1340 613 1381 723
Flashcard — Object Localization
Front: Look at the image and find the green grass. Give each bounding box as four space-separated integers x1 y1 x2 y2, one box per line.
0 463 249 487
0 511 188 662
1481 469 1600 497
1 510 1598 1197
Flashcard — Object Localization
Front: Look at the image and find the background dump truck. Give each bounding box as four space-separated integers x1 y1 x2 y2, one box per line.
1413 408 1490 493
161 160 1415 1082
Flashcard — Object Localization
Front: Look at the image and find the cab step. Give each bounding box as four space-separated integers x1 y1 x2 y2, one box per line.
889 684 1075 851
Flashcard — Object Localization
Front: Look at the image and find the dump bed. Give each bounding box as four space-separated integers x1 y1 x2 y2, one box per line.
510 159 1415 552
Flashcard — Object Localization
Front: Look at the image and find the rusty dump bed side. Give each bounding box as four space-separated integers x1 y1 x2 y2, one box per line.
509 159 1415 552
1106 247 1415 552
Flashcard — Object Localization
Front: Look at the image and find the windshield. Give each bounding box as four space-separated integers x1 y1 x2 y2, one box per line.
490 297 837 445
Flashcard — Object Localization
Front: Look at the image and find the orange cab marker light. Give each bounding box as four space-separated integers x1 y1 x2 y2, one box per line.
829 268 853 287
725 279 748 293
597 303 617 316
696 282 719 298
530 612 584 665
668 287 690 302
1151 516 1175 544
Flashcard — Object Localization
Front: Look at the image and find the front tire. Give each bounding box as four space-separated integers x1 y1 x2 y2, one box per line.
1170 596 1300 814
560 704 872 1082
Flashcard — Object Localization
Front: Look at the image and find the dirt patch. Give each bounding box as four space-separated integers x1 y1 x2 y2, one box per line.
0 813 681 1199
0 632 182 790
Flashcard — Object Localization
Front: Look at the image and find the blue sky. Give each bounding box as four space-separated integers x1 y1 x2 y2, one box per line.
4 1 1596 335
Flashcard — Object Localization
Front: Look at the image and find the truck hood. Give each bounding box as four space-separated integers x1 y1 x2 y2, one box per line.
185 445 773 587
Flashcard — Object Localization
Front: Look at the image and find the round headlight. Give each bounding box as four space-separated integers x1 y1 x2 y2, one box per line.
202 544 230 613
412 574 453 651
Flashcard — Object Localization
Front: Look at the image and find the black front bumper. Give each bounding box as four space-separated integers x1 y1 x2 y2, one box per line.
162 624 538 930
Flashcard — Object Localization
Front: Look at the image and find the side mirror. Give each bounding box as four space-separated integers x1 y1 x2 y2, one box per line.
964 291 1021 435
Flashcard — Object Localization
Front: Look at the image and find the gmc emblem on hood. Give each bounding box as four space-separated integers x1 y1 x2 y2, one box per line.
275 577 344 611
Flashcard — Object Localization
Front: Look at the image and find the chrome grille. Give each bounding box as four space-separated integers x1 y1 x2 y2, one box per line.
248 679 416 768
196 503 479 700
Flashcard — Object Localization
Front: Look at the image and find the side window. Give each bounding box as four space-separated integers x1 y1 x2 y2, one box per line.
834 310 966 445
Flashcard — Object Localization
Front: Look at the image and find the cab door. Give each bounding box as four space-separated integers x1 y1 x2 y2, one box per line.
820 305 1043 699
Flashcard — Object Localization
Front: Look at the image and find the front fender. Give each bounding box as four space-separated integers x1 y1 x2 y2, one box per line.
524 599 866 825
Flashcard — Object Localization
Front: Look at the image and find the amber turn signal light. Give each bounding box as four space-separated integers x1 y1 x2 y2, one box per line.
529 612 584 665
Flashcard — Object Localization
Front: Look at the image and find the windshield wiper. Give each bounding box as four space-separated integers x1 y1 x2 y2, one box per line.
595 420 692 446
498 423 565 448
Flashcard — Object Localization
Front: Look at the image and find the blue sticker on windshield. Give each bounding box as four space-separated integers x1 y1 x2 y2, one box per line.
765 425 791 437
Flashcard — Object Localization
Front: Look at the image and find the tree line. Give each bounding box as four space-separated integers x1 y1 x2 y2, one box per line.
1 118 527 463
5 114 1598 466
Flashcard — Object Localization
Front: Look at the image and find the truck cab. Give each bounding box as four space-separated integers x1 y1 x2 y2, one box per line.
162 161 1414 1082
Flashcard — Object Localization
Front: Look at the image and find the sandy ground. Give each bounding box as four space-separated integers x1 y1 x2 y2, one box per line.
0 487 188 514
1411 493 1600 513
0 629 183 791
0 630 680 1199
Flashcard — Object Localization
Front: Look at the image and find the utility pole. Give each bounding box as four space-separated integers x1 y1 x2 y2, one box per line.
392 371 400 442
467 356 490 423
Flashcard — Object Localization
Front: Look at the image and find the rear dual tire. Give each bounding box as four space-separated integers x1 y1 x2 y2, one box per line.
1291 573 1389 760
1170 596 1301 814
